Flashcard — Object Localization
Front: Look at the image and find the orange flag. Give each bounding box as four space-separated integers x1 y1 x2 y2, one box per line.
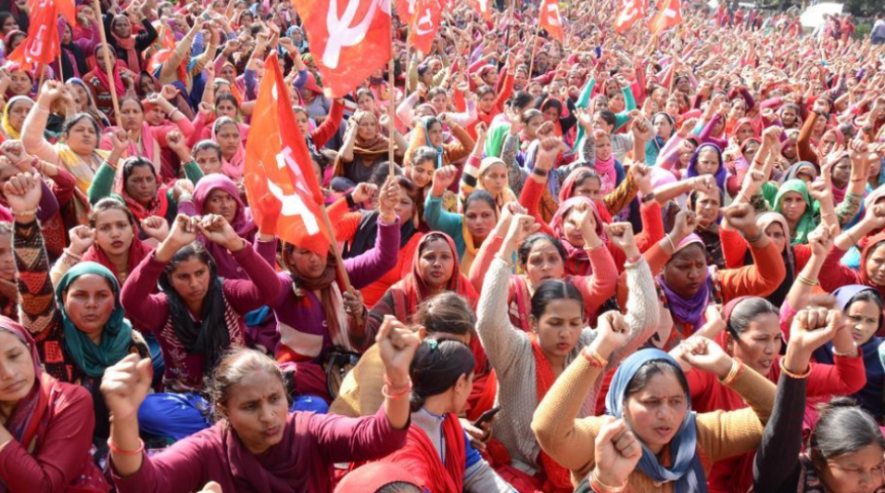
291 0 392 98
469 0 491 21
648 0 682 35
244 53 332 256
538 0 563 42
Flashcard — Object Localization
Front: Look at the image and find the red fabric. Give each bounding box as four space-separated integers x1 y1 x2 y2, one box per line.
615 0 646 32
539 0 564 41
384 413 466 493
292 0 391 97
335 463 419 493
406 0 442 53
111 31 140 73
8 3 61 70
466 368 496 421
244 53 331 257
81 236 153 285
527 334 573 493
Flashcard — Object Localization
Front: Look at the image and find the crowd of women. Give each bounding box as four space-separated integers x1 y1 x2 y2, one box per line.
0 0 884 491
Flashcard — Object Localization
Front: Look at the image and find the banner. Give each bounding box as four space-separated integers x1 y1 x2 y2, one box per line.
407 0 442 53
538 0 563 41
649 0 682 35
8 0 61 70
615 0 646 33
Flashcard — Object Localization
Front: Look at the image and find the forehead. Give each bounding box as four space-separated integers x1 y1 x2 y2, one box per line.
69 273 113 292
96 208 130 224
226 370 286 404
421 239 451 255
631 371 685 398
207 189 234 201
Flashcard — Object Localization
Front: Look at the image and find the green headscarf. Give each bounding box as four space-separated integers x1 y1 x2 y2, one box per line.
772 179 817 246
56 262 133 378
484 121 512 158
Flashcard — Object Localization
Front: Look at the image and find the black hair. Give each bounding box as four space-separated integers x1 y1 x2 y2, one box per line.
476 85 495 99
121 156 157 184
213 116 240 135
509 91 535 112
518 233 567 267
688 187 724 210
521 109 543 125
427 87 447 102
845 290 884 332
215 93 240 110
464 190 496 215
368 163 402 187
119 95 143 113
413 292 475 336
530 279 584 320
598 110 617 127
194 139 223 160
411 146 439 167
409 337 475 412
537 97 563 116
63 113 101 137
811 397 885 461
356 88 376 102
208 348 285 419
625 359 689 399
726 297 779 336
377 484 423 493
89 197 137 229
162 241 214 278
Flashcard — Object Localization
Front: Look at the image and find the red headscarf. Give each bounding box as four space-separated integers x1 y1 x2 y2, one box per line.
335 463 420 493
81 233 152 284
381 414 466 493
861 232 885 300
550 197 608 276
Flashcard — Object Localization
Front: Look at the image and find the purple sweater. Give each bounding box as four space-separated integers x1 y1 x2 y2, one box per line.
120 246 280 391
111 407 408 493
258 216 399 362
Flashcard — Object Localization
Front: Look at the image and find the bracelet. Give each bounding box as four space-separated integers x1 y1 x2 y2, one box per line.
641 192 656 204
532 167 549 177
663 234 677 253
63 248 83 261
719 359 744 386
589 469 628 493
583 242 605 252
847 229 860 246
108 438 145 456
382 382 412 399
581 347 609 368
779 358 812 380
12 208 37 217
833 342 858 358
796 274 819 287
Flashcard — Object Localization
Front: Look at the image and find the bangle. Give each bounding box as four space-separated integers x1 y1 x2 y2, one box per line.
796 274 819 287
779 358 812 379
12 208 37 217
108 438 144 456
583 242 605 252
833 342 858 358
641 191 656 204
719 359 743 386
532 167 549 177
847 229 860 246
663 234 677 253
581 347 609 368
63 248 83 261
382 382 412 399
589 469 628 493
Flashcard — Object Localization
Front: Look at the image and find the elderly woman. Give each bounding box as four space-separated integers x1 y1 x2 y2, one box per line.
333 111 407 190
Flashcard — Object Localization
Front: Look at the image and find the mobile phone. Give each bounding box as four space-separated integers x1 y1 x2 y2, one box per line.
472 406 501 428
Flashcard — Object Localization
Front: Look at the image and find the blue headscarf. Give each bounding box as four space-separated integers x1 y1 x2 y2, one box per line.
605 349 708 493
421 116 444 169
686 143 726 192
56 262 133 378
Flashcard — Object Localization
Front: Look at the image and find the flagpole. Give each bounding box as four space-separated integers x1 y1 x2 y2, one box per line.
527 18 541 78
387 3 396 177
57 48 64 81
93 0 121 121
38 63 47 90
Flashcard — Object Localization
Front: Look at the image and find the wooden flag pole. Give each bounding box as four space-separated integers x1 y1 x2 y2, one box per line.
93 0 121 120
528 19 541 77
38 63 47 90
387 11 397 176
57 47 64 82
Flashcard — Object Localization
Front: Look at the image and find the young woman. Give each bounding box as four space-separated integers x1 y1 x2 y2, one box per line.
469 201 619 328
256 180 400 367
65 78 111 129
101 326 416 493
0 316 109 492
754 309 885 493
381 334 517 492
83 44 136 122
820 206 885 300
120 214 280 439
0 95 32 140
477 214 659 493
99 93 195 182
50 198 157 286
88 139 202 237
404 115 475 172
212 117 246 181
22 81 106 205
651 205 786 350
533 321 778 492
332 175 424 308
459 124 516 210
425 166 497 274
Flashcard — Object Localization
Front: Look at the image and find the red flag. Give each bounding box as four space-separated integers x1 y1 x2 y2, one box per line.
394 0 415 20
648 0 682 35
538 0 563 42
615 0 646 33
407 0 442 53
244 53 331 256
291 0 392 98
8 1 61 70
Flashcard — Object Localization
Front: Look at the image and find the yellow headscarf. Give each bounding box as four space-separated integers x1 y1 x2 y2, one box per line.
1 96 34 140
